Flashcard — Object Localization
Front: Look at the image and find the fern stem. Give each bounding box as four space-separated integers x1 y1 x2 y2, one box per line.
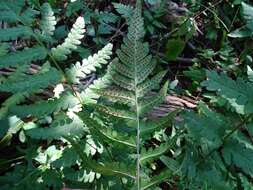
135 1 142 188
135 94 141 189
134 26 141 190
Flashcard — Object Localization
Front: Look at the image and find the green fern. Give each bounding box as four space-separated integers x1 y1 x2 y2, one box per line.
0 93 27 119
201 71 253 114
0 1 38 24
87 1 169 188
222 138 253 177
0 46 47 69
140 137 178 165
10 93 79 118
51 17 85 61
0 66 61 93
66 43 113 83
40 3 56 36
65 136 136 179
0 26 32 42
78 111 136 148
26 115 85 140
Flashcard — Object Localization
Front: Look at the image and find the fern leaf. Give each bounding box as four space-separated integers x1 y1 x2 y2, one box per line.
93 88 135 105
0 26 32 42
113 3 134 23
140 170 172 190
78 111 136 148
140 136 178 165
66 137 136 179
0 43 9 57
0 46 48 69
40 3 56 36
0 2 38 24
201 71 253 114
137 71 167 98
80 73 111 104
94 2 168 187
222 138 253 177
93 104 136 120
26 115 85 140
51 17 85 61
138 82 168 115
10 94 79 118
0 66 61 93
0 93 27 119
140 110 178 138
66 43 113 83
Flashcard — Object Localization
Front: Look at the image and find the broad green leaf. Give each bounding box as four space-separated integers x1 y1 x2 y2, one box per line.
165 39 185 61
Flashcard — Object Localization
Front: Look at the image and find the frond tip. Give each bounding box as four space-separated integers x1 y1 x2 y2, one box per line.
51 17 86 61
40 3 56 36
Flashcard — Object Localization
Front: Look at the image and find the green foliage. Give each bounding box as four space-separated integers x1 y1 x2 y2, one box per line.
222 138 253 177
1 1 253 190
51 17 86 61
165 39 185 61
66 43 113 83
40 3 56 36
0 46 47 69
201 71 253 114
229 2 253 38
0 26 32 41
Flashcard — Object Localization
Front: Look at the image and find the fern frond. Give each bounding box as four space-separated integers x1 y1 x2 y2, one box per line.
140 136 177 165
93 2 168 187
138 82 168 115
10 94 79 118
140 110 178 138
0 66 61 93
26 115 85 140
0 2 38 24
66 43 113 83
78 112 136 148
140 170 172 190
222 138 253 177
0 93 27 119
51 17 85 61
94 104 136 120
40 3 56 36
0 43 9 57
0 46 48 69
113 3 134 23
0 26 32 42
80 73 111 104
93 88 135 105
201 71 253 114
66 137 136 179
